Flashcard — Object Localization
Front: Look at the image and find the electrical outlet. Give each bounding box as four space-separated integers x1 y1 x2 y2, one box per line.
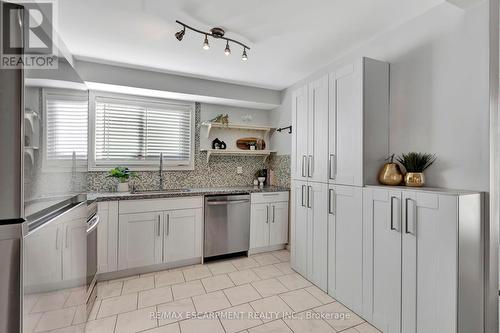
237 166 243 174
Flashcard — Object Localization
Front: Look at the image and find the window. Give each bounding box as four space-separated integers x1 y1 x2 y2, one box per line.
90 92 194 170
43 90 88 170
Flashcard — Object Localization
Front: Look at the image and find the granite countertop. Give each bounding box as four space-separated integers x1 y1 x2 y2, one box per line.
87 186 290 202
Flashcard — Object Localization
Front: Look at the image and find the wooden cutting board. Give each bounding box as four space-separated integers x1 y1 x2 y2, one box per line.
236 137 266 150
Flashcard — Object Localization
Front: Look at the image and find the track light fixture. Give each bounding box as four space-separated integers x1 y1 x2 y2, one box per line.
175 20 250 61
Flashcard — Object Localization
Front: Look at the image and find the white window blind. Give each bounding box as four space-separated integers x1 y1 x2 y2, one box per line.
45 93 88 163
93 96 193 167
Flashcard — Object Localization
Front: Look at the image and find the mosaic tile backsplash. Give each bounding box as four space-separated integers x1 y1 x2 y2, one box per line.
87 103 290 192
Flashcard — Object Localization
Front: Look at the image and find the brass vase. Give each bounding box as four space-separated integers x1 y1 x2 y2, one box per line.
404 172 425 187
378 163 404 186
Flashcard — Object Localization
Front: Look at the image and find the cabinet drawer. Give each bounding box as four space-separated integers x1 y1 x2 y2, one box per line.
119 196 203 214
251 192 289 204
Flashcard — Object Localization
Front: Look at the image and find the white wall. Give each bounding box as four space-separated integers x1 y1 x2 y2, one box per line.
271 2 490 191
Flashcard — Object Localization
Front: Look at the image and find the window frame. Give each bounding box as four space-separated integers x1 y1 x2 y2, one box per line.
88 91 195 171
42 88 89 172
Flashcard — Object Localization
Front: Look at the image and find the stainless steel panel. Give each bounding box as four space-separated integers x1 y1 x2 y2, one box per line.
204 194 250 258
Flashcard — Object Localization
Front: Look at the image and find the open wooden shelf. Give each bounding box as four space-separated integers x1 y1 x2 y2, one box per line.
200 149 276 163
201 122 273 138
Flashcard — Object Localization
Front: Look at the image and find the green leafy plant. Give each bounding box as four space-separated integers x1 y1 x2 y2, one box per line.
255 169 266 178
107 167 137 183
397 152 436 173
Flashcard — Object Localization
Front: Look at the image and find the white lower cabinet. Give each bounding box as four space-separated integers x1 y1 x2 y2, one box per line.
163 208 202 263
363 186 484 333
291 181 328 291
250 193 289 252
327 185 363 314
118 212 163 270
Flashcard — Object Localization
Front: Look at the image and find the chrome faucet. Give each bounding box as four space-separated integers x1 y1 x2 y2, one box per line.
159 152 163 190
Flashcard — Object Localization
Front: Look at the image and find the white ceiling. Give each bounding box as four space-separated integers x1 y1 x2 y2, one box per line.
57 0 444 90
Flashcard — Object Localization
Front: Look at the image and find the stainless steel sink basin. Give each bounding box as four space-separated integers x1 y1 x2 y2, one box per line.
133 189 191 194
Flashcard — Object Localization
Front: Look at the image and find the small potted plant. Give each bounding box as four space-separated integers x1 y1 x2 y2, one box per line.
107 166 137 192
397 152 436 187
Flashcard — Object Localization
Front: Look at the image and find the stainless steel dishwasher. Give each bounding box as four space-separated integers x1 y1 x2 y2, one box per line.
204 194 250 258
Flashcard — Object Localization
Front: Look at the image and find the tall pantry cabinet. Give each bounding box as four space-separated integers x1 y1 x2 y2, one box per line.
291 58 389 307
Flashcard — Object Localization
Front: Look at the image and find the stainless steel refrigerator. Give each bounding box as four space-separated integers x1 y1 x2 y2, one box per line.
0 2 90 332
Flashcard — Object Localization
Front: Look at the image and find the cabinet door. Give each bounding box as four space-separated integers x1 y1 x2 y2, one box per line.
363 188 402 333
97 203 109 274
331 62 363 186
307 182 328 291
333 185 363 313
290 181 308 276
118 212 163 270
307 75 329 183
291 85 309 181
250 203 270 249
269 201 289 246
62 217 87 283
164 208 202 263
402 192 458 333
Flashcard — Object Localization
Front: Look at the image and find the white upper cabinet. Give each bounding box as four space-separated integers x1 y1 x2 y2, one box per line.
328 58 389 186
307 75 329 183
291 86 309 181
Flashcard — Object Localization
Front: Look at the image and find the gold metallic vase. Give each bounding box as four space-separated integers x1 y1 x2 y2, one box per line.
404 172 425 187
378 163 404 186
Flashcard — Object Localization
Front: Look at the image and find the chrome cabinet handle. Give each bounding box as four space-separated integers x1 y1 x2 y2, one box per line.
55 228 59 250
301 185 306 207
405 198 413 235
65 225 69 249
302 155 307 177
157 215 161 237
266 205 269 223
272 205 275 223
307 186 312 208
166 214 170 236
390 196 397 231
328 189 335 215
308 155 313 177
329 154 336 180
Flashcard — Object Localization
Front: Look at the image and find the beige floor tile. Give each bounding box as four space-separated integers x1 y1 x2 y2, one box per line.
251 278 288 298
207 261 237 275
24 294 40 313
271 250 290 262
273 262 294 275
179 316 225 333
139 286 173 308
313 302 364 331
109 274 140 283
65 288 87 307
88 300 100 321
228 269 261 286
192 291 231 313
341 328 359 333
280 289 322 312
49 323 85 333
354 322 383 333
182 265 212 281
72 304 87 325
248 319 293 333
304 286 335 304
171 280 206 300
142 322 180 333
97 293 138 318
34 306 76 332
85 315 117 333
252 265 284 280
250 296 293 322
23 312 42 333
157 298 196 325
283 310 335 333
31 290 70 313
231 257 260 270
252 254 281 266
97 282 123 299
122 276 155 294
115 306 157 333
201 274 235 292
219 303 262 333
277 273 312 290
155 270 185 287
223 284 262 306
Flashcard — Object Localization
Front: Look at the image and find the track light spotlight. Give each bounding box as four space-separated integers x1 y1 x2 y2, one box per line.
224 41 231 56
242 48 248 61
175 27 185 41
203 35 210 50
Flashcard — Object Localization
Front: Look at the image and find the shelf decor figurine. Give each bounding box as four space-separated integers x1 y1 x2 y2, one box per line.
378 154 403 186
397 152 436 187
255 169 267 187
208 114 229 126
107 166 137 192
